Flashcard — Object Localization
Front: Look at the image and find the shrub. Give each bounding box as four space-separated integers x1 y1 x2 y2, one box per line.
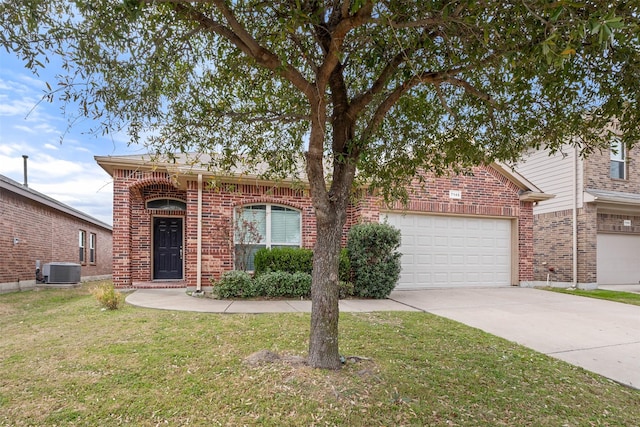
254 247 313 275
254 271 312 298
339 248 351 282
338 281 355 299
347 222 401 299
212 270 257 298
91 283 125 310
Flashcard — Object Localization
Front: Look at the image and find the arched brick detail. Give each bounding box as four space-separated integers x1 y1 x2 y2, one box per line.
128 177 178 192
232 198 306 212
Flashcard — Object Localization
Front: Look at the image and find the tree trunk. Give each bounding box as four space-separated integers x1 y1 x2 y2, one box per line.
308 207 344 369
304 102 356 369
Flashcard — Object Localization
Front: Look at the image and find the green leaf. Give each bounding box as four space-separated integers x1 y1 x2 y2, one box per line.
549 7 564 22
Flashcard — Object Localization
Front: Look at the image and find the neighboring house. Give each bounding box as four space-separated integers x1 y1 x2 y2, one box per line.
96 154 550 291
516 140 640 288
0 174 113 293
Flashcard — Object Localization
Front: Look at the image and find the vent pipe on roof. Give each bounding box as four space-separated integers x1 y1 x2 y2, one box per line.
22 155 28 187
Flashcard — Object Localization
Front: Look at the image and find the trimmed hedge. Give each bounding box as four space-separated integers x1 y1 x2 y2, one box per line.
254 246 352 283
254 271 312 298
214 246 355 299
212 271 354 299
212 270 257 299
254 247 313 275
347 222 401 299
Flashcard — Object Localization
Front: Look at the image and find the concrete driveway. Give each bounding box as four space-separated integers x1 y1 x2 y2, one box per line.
389 287 640 389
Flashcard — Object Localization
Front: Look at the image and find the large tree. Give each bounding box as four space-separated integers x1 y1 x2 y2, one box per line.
2 1 639 368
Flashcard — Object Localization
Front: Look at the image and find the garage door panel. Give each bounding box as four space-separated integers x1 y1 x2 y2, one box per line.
450 236 465 247
465 255 480 266
434 236 449 246
450 272 465 282
450 254 465 265
597 234 640 285
433 254 448 265
416 237 432 247
385 213 511 289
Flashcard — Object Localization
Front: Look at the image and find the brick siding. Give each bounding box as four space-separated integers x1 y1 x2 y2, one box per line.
532 144 640 286
0 188 112 289
111 165 535 288
584 146 640 192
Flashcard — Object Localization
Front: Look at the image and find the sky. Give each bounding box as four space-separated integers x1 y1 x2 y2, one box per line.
0 51 148 226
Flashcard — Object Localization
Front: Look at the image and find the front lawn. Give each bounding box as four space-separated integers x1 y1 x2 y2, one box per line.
1 281 639 426
546 287 640 307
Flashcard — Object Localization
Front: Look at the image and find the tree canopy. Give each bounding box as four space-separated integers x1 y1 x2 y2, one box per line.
2 0 639 368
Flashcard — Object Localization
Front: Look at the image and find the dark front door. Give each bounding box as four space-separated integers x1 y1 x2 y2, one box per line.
153 217 183 280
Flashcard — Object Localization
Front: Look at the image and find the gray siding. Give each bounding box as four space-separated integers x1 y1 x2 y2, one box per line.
516 145 583 214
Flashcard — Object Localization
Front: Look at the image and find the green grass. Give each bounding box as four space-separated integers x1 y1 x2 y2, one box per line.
1 281 639 426
546 288 640 306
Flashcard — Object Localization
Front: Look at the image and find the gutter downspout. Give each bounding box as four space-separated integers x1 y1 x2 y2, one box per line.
572 146 578 288
196 174 203 293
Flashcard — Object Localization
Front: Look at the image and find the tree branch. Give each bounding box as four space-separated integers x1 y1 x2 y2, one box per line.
350 31 432 117
435 83 456 118
170 1 316 101
446 77 495 105
316 1 374 89
225 111 310 124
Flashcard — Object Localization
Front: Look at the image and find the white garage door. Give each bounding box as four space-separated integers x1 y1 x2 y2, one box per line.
597 234 640 285
384 213 512 289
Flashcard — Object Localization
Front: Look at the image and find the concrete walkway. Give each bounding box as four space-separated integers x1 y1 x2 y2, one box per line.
125 288 419 313
126 286 640 389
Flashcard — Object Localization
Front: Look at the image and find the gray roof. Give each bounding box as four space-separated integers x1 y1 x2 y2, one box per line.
95 153 553 202
0 174 112 231
584 188 640 206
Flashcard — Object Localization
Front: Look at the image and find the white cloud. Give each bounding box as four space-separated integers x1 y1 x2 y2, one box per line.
0 151 114 225
0 53 145 227
32 173 113 225
0 144 19 156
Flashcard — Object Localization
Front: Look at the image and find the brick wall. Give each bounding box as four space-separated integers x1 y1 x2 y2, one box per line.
111 164 534 287
112 169 183 287
576 204 598 284
584 145 640 192
532 206 599 285
387 167 522 217
533 209 574 283
0 188 112 291
182 180 317 284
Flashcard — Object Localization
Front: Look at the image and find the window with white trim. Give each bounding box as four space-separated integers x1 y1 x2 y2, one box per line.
89 233 96 264
610 139 626 179
79 230 86 264
234 204 301 270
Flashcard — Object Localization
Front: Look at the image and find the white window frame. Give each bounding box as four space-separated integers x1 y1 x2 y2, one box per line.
89 233 96 264
610 139 626 180
79 230 86 264
233 204 302 270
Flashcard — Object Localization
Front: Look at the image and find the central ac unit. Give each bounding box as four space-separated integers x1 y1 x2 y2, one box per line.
43 262 81 284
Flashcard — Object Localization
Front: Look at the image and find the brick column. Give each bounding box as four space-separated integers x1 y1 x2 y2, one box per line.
518 201 534 283
112 172 132 287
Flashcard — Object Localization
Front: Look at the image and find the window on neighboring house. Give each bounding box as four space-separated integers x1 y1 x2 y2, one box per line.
610 139 626 179
234 204 301 271
79 230 86 264
89 233 96 264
